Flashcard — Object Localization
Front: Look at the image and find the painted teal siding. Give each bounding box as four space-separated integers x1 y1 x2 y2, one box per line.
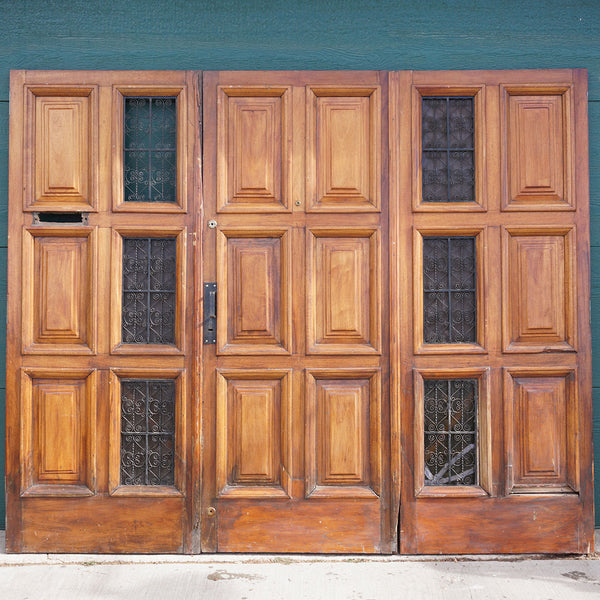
1 0 599 529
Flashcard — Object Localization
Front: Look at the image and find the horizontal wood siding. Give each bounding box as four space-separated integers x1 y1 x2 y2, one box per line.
1 0 599 528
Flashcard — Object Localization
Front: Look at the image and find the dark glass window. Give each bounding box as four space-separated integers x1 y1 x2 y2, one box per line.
122 238 176 344
424 379 477 486
120 380 175 486
422 97 475 203
124 97 177 203
423 236 476 344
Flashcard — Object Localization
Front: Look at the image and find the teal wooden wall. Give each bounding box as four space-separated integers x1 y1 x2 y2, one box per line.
1 0 599 527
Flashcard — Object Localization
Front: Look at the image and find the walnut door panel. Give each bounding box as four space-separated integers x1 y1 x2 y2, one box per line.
503 227 575 352
505 369 578 494
307 228 380 354
217 87 291 213
306 370 381 498
20 369 96 497
217 228 291 354
307 87 380 212
502 86 574 210
22 227 96 354
24 87 97 211
216 370 291 498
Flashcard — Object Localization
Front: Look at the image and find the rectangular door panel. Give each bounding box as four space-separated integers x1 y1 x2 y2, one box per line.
307 228 380 354
217 87 291 213
307 86 380 212
25 86 97 210
21 497 185 553
505 368 578 493
502 86 574 210
217 228 291 354
306 369 381 498
20 369 96 497
503 227 575 352
23 228 96 354
411 495 584 554
216 370 291 498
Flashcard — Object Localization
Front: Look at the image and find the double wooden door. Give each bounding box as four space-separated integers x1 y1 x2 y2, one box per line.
6 69 593 554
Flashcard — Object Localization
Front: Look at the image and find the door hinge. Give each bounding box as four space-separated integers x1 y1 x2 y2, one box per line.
203 282 217 344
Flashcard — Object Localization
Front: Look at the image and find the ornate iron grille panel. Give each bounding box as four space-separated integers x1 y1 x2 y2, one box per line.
122 237 176 344
120 379 175 486
124 97 177 203
422 97 475 203
423 236 476 343
424 379 477 486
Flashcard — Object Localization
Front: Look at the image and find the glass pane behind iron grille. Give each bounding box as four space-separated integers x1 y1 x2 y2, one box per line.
124 97 177 203
120 380 175 486
122 238 176 344
423 237 476 343
422 97 475 202
424 379 477 486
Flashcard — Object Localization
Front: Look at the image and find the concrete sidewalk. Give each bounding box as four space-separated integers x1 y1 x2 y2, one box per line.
0 533 598 600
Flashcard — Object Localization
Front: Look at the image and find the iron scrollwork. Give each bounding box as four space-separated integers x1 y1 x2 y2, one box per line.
122 237 177 345
124 97 177 203
120 379 175 486
422 96 475 203
423 236 476 344
424 379 478 486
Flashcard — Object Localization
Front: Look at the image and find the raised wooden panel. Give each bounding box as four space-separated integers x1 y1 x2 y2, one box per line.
217 228 290 354
217 87 290 212
505 369 578 494
307 228 380 354
306 370 380 498
216 370 291 498
503 87 574 210
23 227 96 354
503 228 575 352
20 369 96 496
307 87 380 212
26 87 97 210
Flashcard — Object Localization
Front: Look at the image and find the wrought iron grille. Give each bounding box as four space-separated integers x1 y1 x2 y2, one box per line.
122 237 176 344
424 379 478 486
124 97 177 203
422 97 475 203
423 236 476 343
120 379 175 486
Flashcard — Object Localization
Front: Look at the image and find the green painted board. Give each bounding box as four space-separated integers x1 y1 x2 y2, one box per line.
0 1 599 98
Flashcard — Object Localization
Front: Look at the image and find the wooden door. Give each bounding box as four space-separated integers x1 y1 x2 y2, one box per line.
391 69 593 554
6 70 197 552
6 68 592 555
200 71 392 552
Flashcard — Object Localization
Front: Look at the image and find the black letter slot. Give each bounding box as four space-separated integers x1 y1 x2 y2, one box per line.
33 212 89 225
